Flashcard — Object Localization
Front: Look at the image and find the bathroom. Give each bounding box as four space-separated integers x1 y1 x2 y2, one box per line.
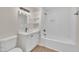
0 7 79 52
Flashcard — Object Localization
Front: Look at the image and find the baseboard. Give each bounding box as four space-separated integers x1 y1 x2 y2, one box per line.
39 38 79 52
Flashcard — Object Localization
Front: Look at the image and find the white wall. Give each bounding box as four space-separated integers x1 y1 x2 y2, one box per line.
76 8 79 47
41 7 76 42
0 7 18 39
40 7 78 51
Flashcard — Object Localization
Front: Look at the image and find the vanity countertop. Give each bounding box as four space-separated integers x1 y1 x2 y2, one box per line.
18 29 40 35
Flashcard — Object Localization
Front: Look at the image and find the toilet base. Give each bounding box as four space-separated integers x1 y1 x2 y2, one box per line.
8 48 23 52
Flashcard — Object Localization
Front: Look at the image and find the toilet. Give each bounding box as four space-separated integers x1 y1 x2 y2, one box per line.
9 48 22 52
0 35 23 52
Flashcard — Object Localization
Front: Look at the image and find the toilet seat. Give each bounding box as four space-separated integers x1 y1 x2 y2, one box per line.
8 48 23 52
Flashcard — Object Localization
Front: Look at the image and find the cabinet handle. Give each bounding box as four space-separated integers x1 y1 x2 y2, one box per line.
43 29 46 32
31 35 33 37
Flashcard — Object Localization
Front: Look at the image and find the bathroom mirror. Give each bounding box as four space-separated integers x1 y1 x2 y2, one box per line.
18 8 31 32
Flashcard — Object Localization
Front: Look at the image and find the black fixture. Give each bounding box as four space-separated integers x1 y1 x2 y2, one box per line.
74 11 79 15
20 7 30 13
43 29 47 36
44 13 47 15
43 29 46 32
25 27 28 32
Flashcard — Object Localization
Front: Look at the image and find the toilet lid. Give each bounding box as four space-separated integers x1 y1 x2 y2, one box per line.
9 48 23 52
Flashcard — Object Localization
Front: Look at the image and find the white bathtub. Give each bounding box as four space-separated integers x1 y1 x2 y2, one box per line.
0 35 17 52
40 37 79 52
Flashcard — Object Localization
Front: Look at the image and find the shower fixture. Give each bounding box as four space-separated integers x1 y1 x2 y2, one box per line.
74 11 79 15
44 12 47 15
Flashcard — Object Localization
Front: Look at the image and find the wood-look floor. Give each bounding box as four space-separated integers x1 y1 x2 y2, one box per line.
31 45 57 52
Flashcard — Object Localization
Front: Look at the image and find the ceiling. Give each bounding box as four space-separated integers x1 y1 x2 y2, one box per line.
24 7 41 12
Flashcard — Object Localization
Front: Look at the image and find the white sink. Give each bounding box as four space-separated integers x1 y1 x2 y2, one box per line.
18 29 40 35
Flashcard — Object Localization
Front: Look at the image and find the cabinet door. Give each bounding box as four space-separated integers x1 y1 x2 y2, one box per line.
26 33 39 51
17 34 28 52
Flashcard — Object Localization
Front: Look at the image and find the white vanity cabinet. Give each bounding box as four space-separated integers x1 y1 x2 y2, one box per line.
17 32 39 52
27 33 39 51
17 7 41 52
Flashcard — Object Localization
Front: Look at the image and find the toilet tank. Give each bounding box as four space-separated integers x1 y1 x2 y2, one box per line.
0 35 17 52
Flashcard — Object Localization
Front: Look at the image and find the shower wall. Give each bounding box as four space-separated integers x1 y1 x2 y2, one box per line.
41 7 76 43
40 7 79 51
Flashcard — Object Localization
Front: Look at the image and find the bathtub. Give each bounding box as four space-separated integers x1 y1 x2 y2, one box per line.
0 35 17 52
40 36 79 52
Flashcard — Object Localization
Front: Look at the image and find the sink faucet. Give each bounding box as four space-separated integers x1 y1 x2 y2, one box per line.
25 27 28 32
